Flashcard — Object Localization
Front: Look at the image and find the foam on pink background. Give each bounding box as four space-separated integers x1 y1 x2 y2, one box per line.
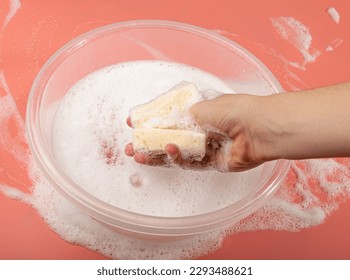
1 0 350 259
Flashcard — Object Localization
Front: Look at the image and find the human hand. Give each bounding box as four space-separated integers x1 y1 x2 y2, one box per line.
125 94 275 172
126 82 350 169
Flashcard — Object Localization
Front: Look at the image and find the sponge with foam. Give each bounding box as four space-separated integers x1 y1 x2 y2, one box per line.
130 82 206 160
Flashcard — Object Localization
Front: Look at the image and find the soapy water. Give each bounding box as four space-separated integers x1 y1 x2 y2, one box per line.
1 8 350 258
52 61 265 216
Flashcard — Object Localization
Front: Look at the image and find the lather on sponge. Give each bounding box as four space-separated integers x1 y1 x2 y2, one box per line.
130 82 206 161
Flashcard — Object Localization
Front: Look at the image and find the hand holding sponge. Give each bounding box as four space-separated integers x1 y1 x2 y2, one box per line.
129 82 207 161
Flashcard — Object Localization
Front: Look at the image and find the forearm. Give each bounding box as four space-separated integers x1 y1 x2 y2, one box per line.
254 82 350 161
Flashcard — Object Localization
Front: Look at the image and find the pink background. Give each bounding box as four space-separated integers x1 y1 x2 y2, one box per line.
1 0 350 259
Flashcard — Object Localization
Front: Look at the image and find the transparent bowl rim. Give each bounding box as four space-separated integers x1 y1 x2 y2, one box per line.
26 19 290 236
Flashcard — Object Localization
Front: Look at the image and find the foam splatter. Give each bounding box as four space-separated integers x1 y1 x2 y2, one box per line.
326 38 343 52
271 17 321 70
1 0 22 32
327 7 340 24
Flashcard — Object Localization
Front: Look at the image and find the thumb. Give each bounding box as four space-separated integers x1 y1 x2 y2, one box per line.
189 95 229 128
189 99 213 126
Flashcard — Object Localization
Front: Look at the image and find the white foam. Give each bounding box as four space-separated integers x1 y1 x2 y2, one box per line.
51 60 262 216
22 165 224 260
327 7 340 24
2 0 22 31
271 17 321 70
0 71 29 167
326 38 343 52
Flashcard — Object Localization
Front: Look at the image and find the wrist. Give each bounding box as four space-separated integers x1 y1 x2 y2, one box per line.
248 94 289 162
